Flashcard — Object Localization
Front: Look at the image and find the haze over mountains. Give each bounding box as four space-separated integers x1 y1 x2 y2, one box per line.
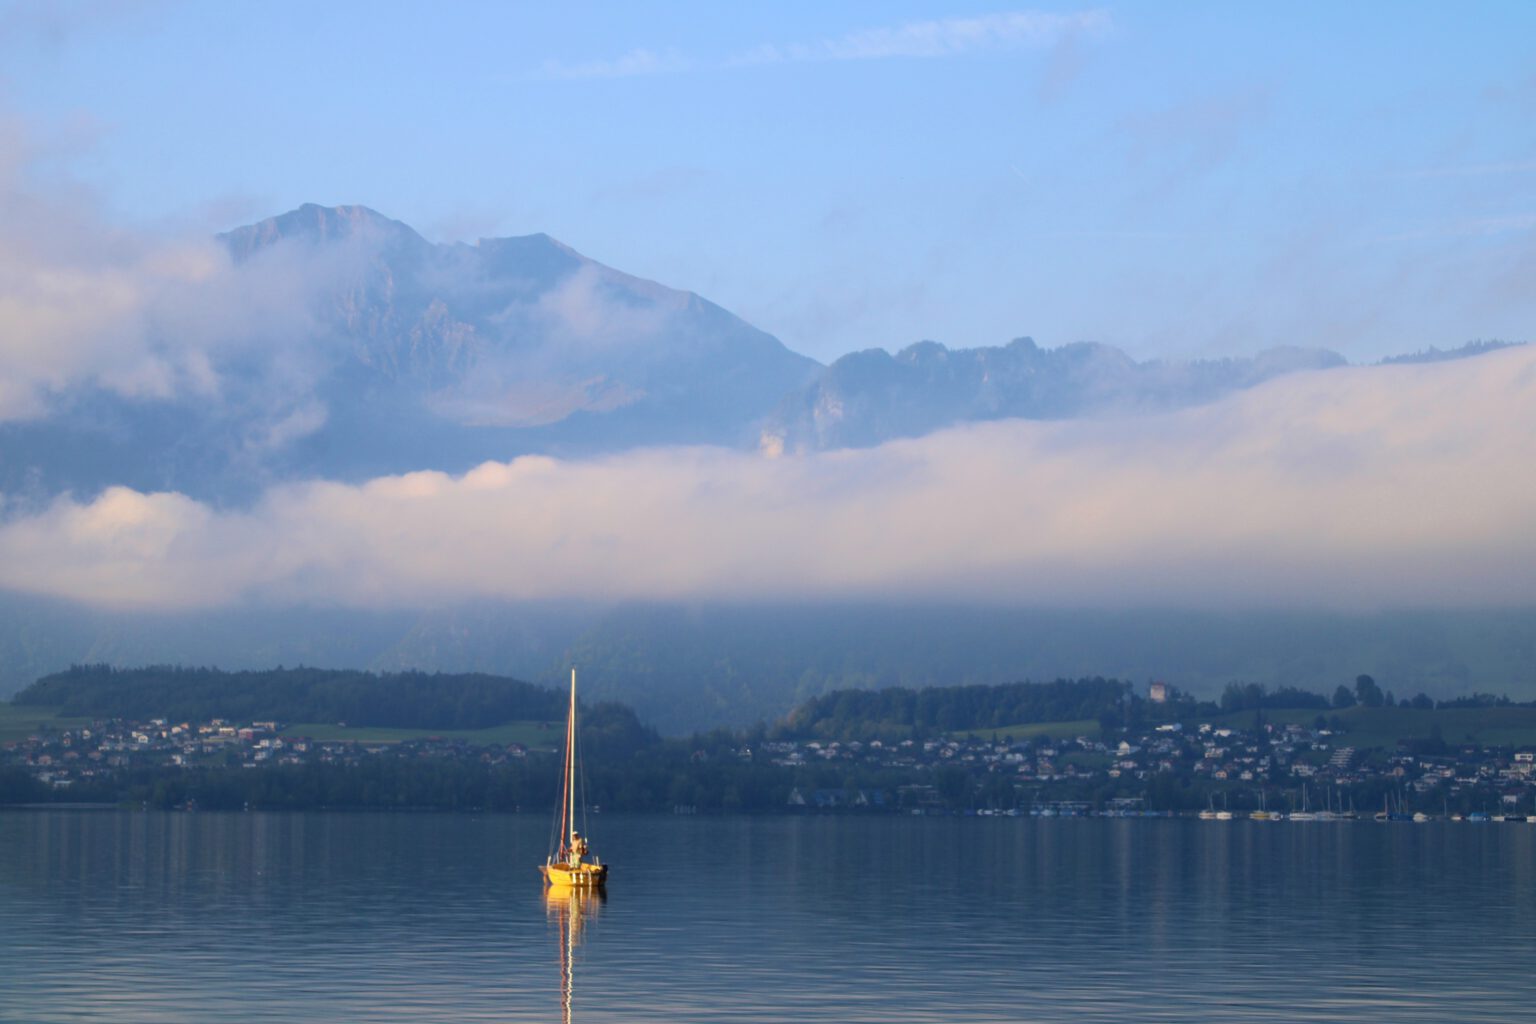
0 203 1469 503
1 204 1533 730
3 204 824 502
2 591 1531 735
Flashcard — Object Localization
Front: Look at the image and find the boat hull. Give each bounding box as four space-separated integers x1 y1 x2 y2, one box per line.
542 862 609 888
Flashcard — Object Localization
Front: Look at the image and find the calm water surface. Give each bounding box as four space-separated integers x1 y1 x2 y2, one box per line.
2 811 1535 1022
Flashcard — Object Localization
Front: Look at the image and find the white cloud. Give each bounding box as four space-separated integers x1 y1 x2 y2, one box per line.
532 263 674 346
2 347 1533 612
244 400 329 454
0 114 337 423
429 263 669 426
0 189 223 418
737 10 1111 66
536 10 1111 80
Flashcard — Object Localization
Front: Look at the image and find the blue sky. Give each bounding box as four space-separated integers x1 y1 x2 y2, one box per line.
2 2 1536 613
4 1 1535 363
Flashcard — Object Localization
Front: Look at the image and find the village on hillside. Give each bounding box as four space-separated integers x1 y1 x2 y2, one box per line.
6 678 1536 818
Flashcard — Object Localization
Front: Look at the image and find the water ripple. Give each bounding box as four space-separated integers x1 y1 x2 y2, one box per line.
2 813 1534 1022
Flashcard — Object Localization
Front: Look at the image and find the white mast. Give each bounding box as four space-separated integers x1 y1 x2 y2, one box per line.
567 668 578 857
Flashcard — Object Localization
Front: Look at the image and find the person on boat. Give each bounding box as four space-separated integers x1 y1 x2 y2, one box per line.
569 831 589 864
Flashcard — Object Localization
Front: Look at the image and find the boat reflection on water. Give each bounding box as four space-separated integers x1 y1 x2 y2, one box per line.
547 885 604 1024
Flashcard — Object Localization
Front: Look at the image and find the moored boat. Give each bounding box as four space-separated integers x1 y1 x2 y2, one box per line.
541 669 609 889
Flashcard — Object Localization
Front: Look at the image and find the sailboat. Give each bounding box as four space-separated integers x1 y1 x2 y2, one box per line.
1289 784 1317 821
541 669 610 888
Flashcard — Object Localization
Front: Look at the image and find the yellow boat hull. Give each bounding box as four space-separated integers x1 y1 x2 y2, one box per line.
542 862 609 887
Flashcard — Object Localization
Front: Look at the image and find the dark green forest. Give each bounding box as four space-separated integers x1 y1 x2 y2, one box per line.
13 665 572 730
782 677 1135 740
6 596 1534 735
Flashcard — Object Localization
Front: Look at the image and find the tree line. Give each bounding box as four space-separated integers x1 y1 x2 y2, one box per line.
13 664 573 730
783 677 1134 741
1215 675 1527 713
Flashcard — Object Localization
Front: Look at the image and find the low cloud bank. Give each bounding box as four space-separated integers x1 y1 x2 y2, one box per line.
2 347 1533 611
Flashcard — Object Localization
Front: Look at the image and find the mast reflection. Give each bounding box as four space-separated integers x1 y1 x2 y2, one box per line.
546 885 604 1024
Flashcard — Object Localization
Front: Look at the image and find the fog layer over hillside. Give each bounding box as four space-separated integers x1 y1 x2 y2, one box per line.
0 597 1530 734
1 346 1532 611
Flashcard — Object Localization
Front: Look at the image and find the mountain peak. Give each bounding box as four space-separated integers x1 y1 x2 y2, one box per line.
219 203 426 260
471 231 587 282
896 340 949 364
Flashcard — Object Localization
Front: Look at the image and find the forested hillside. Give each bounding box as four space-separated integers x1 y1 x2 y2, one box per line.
783 677 1134 741
13 665 570 731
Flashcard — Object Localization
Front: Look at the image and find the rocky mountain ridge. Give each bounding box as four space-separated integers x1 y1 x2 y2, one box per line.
762 337 1349 452
0 204 1517 504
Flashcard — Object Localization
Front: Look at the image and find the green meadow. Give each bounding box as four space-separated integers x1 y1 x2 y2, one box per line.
279 721 559 749
0 705 91 745
952 719 1104 742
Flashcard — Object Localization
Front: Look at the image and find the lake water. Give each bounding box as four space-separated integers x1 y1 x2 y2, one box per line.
3 811 1535 1023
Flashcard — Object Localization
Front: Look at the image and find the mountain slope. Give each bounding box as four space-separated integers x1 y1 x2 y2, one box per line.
0 203 1518 503
0 204 822 503
221 204 819 425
